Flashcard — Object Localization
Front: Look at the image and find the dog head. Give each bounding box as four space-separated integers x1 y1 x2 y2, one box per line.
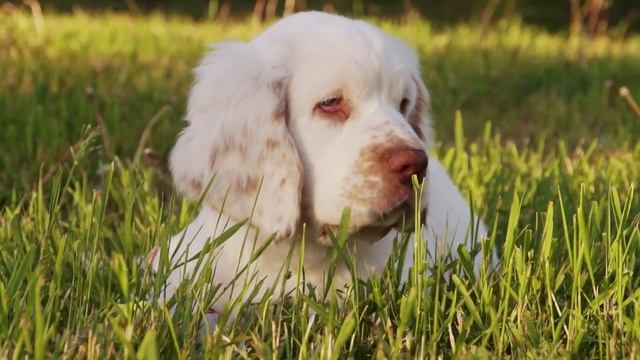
170 12 431 244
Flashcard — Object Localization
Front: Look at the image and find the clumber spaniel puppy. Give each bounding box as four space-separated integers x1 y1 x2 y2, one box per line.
153 11 488 313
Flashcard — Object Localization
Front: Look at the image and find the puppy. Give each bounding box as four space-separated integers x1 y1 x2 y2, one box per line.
152 11 488 315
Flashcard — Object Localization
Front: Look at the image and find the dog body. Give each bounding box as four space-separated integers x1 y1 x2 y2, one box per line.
153 12 487 309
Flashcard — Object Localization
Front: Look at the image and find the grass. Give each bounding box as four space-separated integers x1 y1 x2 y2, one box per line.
1 9 639 358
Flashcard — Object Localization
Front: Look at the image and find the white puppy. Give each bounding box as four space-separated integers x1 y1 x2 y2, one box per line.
152 11 488 313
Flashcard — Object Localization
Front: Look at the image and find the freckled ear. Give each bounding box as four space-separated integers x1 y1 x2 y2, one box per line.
169 42 302 241
409 75 433 147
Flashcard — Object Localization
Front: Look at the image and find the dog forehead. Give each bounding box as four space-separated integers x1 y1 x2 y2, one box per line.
257 11 376 43
252 12 418 74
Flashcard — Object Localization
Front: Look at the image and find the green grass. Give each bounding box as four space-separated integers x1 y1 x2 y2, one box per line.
1 10 640 358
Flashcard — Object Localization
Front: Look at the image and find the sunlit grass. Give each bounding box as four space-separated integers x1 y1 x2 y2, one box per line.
0 10 639 358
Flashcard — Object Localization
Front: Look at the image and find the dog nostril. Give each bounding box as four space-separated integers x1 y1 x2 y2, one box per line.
387 148 428 184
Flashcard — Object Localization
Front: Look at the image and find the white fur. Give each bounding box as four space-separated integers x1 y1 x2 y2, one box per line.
152 12 489 311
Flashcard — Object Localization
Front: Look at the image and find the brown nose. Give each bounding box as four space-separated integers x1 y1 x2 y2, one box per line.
387 148 428 185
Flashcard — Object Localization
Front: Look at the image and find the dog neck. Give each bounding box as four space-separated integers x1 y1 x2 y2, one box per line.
156 205 400 308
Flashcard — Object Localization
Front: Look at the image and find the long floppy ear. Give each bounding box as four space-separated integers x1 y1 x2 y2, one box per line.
170 42 302 241
409 75 433 148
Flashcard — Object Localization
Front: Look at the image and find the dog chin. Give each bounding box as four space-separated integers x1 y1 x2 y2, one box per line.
316 199 422 246
368 203 407 227
354 201 420 243
371 198 428 232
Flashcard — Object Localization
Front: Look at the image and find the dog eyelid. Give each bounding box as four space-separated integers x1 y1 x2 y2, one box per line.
316 96 342 113
320 96 341 106
314 94 351 121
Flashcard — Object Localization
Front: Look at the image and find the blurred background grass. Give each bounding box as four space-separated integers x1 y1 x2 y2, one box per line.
1 0 639 203
29 0 640 32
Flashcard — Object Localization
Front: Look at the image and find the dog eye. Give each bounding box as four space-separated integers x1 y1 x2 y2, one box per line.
399 98 409 115
317 96 342 113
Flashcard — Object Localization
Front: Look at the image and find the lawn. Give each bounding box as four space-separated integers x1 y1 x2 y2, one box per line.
1 9 639 358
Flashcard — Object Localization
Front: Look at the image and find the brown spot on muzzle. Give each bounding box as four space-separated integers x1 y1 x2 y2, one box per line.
349 136 427 215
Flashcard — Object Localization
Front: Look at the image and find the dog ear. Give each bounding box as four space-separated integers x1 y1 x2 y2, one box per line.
409 75 433 147
170 42 302 241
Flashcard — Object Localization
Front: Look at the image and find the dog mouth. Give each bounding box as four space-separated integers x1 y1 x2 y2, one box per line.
368 200 410 227
317 197 422 246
